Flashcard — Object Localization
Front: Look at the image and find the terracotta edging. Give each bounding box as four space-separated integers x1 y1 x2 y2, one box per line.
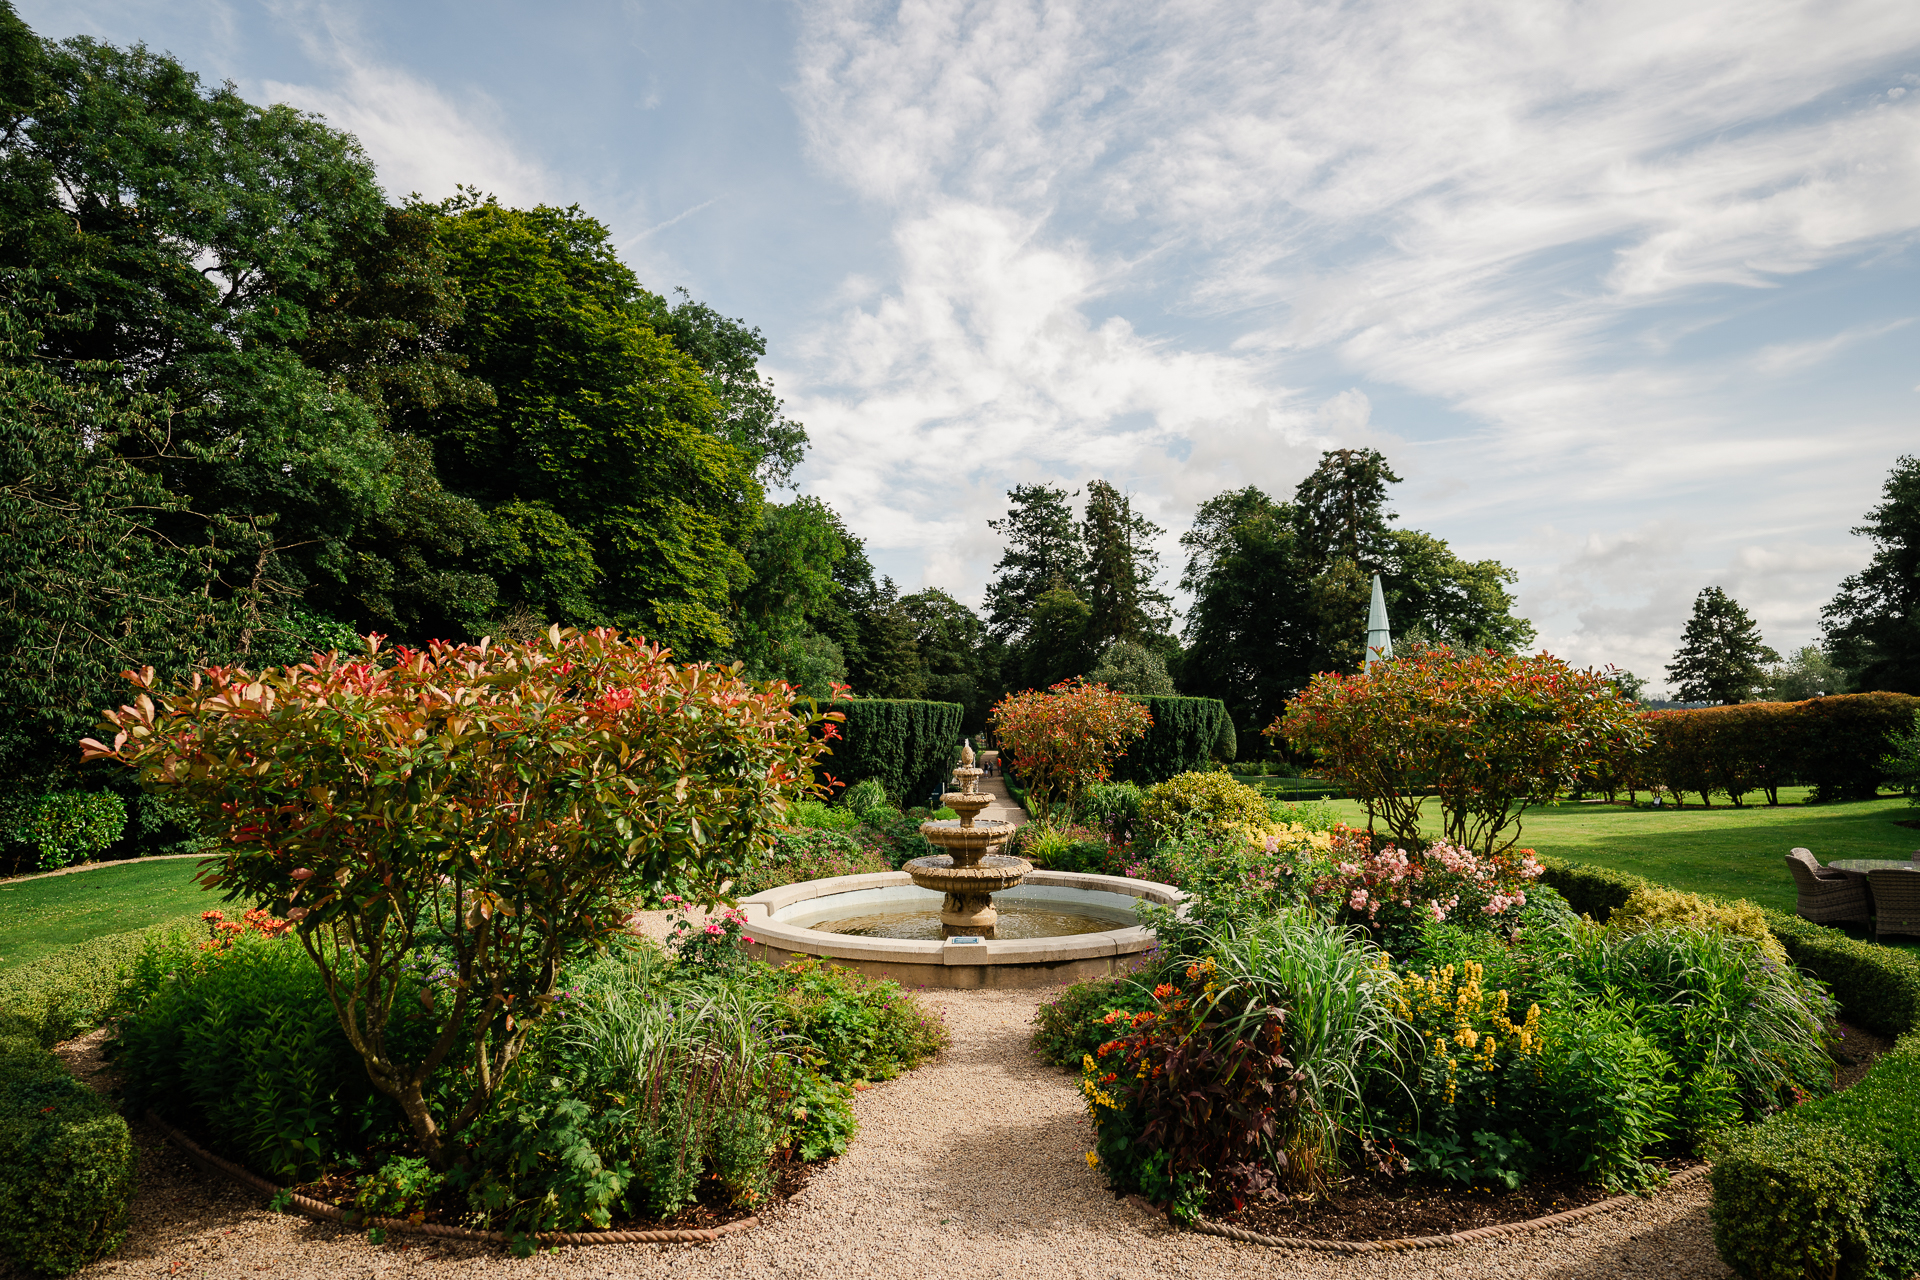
1180 1163 1711 1253
148 1112 758 1247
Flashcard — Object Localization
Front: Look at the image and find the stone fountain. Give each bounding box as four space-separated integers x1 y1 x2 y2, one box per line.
905 739 1031 938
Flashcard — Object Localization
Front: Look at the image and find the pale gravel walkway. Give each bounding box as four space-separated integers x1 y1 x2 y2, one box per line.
37 986 1733 1280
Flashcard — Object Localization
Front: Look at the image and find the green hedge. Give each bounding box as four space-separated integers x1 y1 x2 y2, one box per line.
1535 856 1650 922
0 914 203 1047
1109 696 1236 785
1642 693 1920 806
0 1036 137 1277
1762 912 1920 1041
810 699 965 807
1711 1033 1920 1280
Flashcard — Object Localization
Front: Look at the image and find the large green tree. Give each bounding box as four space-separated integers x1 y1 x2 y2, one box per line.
1177 487 1321 739
422 195 760 657
0 302 249 777
1823 455 1920 694
1081 479 1172 648
983 483 1087 642
900 587 1002 732
1 23 497 640
639 289 809 488
1667 586 1778 704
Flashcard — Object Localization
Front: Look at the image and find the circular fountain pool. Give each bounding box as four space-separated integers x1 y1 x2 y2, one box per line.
736 870 1184 989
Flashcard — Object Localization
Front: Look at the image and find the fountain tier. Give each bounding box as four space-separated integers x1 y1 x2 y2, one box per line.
906 739 1030 938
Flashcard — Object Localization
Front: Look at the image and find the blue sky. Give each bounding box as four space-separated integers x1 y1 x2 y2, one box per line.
27 0 1920 693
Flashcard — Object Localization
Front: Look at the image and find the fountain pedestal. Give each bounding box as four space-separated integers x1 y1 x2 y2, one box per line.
906 740 1030 938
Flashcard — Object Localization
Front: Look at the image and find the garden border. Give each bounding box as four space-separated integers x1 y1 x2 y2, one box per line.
147 1112 761 1247
1179 1164 1710 1252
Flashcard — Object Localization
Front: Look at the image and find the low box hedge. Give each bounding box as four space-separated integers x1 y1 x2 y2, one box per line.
1763 912 1920 1040
1535 856 1650 922
1710 1033 1920 1280
0 1036 137 1277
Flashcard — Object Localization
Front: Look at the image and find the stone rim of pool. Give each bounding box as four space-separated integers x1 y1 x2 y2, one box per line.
734 869 1185 989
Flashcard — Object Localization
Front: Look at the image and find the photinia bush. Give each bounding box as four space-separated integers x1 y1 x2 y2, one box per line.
990 679 1152 819
80 626 829 1169
1274 646 1646 855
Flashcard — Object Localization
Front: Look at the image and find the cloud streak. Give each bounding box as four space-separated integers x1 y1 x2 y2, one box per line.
784 0 1920 691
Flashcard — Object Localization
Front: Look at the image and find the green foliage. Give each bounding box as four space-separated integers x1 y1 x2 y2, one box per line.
1030 976 1158 1069
1643 694 1920 806
1765 911 1920 1039
426 195 761 655
1081 780 1146 841
756 956 948 1083
115 930 398 1183
0 790 125 871
812 698 965 808
0 914 200 1045
1823 454 1920 696
91 628 828 1169
1608 884 1787 965
355 1156 443 1219
1012 823 1116 875
1138 772 1271 843
1535 1005 1679 1192
1885 714 1920 803
839 778 889 817
781 801 861 833
1796 693 1920 801
1535 855 1650 922
1080 480 1172 649
1109 696 1236 785
0 302 255 781
1089 641 1175 696
1709 1033 1920 1280
0 1037 137 1278
1765 644 1852 703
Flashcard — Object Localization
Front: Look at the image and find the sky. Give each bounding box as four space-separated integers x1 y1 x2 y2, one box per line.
26 0 1920 694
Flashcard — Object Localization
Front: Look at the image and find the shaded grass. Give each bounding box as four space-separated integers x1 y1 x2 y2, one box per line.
0 859 222 972
1320 789 1920 914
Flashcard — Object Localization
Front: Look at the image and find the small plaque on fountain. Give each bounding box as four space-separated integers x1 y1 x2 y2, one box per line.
947 935 984 944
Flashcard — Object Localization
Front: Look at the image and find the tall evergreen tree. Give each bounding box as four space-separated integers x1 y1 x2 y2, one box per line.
1081 479 1172 648
1667 586 1779 704
1292 448 1402 572
1823 455 1920 694
983 483 1087 643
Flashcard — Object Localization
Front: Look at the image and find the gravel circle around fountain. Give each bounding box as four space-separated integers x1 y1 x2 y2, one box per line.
36 983 1738 1280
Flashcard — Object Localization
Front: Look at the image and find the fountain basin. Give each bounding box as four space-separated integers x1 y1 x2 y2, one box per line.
735 870 1185 989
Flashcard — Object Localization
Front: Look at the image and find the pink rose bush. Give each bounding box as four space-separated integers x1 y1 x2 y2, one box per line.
1310 833 1543 943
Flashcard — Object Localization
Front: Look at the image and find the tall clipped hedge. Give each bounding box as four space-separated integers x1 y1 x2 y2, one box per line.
810 699 965 806
1642 692 1920 806
1109 696 1235 785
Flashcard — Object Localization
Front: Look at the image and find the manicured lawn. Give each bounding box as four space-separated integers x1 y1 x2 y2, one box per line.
1317 788 1920 914
0 858 222 972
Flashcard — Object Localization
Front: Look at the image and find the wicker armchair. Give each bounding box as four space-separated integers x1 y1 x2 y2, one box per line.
1786 848 1870 926
1870 869 1920 943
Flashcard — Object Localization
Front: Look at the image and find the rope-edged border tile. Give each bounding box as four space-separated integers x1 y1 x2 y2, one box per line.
149 1112 759 1247
1179 1164 1711 1253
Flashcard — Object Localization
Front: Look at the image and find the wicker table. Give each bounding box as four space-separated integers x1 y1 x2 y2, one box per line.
1827 859 1920 917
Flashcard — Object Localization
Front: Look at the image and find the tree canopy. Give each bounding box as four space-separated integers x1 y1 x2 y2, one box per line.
1667 586 1778 704
1823 455 1920 695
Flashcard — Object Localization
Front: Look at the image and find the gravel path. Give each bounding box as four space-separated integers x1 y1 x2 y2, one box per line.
33 985 1734 1280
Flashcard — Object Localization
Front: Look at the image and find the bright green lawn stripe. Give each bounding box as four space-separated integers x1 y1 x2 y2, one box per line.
0 859 224 972
1314 791 1920 915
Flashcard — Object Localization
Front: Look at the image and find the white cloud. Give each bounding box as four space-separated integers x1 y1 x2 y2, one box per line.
784 0 1919 665
258 5 552 206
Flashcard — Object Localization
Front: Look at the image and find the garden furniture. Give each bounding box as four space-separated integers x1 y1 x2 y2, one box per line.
1785 848 1871 926
1868 868 1920 944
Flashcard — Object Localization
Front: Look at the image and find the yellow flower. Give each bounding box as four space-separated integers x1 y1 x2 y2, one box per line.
1086 1151 1099 1168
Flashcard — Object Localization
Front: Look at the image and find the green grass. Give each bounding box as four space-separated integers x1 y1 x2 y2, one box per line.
0 859 224 972
1320 788 1920 914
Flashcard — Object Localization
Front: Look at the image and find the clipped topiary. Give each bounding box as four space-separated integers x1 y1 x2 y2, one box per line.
0 1040 137 1277
1138 771 1271 843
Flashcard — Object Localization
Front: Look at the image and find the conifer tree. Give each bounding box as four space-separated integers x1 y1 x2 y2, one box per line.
983 484 1087 643
1823 455 1920 694
1081 479 1172 648
1667 586 1779 704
